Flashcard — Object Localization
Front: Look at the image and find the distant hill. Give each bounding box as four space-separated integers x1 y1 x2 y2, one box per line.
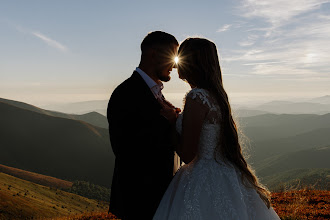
308 95 330 104
256 146 330 177
240 113 330 141
43 100 108 116
0 172 108 219
0 101 114 187
254 101 330 114
0 97 108 128
240 114 330 190
248 127 330 163
233 109 270 117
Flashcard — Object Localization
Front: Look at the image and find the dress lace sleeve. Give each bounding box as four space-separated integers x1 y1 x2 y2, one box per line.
185 88 221 125
185 88 213 109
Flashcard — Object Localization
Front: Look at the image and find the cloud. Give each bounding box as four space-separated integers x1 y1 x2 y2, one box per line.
217 24 232 32
223 0 330 81
32 32 68 52
238 34 259 46
11 23 68 52
240 0 330 27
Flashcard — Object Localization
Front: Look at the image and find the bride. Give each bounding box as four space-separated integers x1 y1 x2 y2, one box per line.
153 38 280 219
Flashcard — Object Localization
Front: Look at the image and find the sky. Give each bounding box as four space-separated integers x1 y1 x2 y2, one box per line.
1 0 330 107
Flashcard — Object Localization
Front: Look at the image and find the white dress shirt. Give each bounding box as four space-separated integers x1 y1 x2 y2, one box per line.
136 67 164 100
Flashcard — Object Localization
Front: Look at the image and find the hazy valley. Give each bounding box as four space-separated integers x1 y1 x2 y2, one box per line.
0 95 329 218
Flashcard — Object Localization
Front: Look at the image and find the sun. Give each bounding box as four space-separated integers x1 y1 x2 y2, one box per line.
174 56 179 64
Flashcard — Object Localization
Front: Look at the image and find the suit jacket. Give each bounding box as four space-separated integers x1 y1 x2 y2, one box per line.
107 71 175 219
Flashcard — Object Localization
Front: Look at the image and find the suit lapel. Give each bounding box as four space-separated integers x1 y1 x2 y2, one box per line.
130 71 162 110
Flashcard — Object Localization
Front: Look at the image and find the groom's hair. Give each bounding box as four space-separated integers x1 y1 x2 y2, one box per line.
141 31 178 54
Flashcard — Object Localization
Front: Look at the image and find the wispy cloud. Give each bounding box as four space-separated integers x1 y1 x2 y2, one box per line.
238 34 259 46
31 31 68 52
217 24 232 32
12 23 68 52
239 0 330 27
223 0 330 80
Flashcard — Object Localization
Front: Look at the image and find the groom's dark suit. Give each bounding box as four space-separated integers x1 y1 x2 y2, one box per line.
107 71 175 219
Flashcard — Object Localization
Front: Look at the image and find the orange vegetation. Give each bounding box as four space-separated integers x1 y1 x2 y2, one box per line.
54 211 118 220
58 190 329 220
0 164 73 189
272 189 329 220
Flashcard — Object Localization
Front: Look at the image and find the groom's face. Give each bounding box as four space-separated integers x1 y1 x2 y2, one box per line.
154 44 178 82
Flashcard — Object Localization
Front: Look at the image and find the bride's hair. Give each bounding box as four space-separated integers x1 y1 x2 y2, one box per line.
177 38 271 208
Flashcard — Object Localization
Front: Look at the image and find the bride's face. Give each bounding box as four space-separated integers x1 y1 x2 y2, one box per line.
154 44 178 82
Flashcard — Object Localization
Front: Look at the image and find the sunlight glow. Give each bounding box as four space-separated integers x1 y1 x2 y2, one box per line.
174 56 179 64
304 53 318 63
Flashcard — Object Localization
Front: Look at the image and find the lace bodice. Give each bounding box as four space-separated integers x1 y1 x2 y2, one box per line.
176 88 221 160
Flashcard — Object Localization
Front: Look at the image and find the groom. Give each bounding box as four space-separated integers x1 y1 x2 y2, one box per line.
107 31 180 219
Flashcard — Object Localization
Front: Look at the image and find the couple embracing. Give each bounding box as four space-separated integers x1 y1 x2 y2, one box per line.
107 31 280 220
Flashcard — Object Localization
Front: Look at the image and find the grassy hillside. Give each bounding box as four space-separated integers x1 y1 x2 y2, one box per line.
52 190 330 220
0 97 108 128
248 127 330 163
0 172 108 220
238 114 330 190
0 164 72 189
0 101 114 187
255 146 330 176
261 168 330 191
0 163 110 202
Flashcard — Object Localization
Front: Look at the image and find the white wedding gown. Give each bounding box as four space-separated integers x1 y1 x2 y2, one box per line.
153 88 280 220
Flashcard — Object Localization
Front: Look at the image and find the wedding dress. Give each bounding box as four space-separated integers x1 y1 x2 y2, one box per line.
153 88 280 220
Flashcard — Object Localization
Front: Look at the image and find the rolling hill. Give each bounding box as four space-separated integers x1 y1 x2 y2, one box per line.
239 113 330 190
0 101 114 187
0 98 108 128
233 109 270 117
42 100 108 116
239 113 330 141
248 127 330 163
0 164 72 189
308 95 330 104
261 168 330 191
254 101 330 115
255 146 330 178
0 172 108 219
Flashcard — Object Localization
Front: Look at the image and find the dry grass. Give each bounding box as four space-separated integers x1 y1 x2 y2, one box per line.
272 189 330 219
0 172 108 220
54 212 118 220
0 164 72 189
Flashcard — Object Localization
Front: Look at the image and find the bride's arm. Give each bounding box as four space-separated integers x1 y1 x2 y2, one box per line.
176 96 208 164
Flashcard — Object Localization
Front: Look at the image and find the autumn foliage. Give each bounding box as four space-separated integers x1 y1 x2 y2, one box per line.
54 190 330 220
272 189 329 220
55 211 118 220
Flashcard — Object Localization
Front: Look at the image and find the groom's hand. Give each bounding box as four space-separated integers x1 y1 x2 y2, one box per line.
163 99 181 113
160 104 179 124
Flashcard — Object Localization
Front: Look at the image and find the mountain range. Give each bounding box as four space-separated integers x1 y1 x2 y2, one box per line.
0 99 114 187
43 100 108 116
39 95 330 117
239 113 330 190
0 98 108 129
1 96 330 191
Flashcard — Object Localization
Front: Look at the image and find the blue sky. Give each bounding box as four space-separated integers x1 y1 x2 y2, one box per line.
1 0 330 106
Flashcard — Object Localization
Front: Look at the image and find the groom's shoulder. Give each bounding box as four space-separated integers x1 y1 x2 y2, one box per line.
114 73 136 92
110 72 139 99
